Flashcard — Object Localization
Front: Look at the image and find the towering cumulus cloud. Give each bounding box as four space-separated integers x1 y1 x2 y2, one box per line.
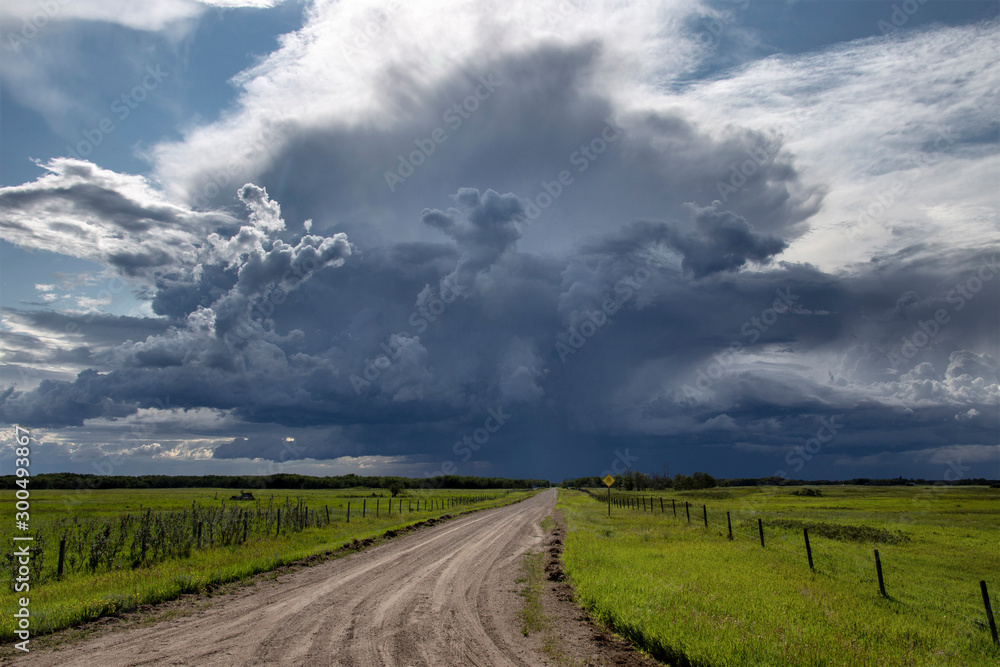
0 0 997 478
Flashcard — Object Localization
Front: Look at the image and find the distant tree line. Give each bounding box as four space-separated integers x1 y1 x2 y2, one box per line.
719 477 998 487
3 472 994 493
0 473 551 491
560 471 716 490
560 473 997 488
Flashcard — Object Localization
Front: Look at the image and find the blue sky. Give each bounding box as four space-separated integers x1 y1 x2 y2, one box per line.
0 0 998 482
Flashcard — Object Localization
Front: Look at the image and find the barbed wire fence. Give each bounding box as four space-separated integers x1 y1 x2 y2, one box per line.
576 488 999 645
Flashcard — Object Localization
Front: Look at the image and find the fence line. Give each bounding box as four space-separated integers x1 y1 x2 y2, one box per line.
3 491 516 586
577 488 997 644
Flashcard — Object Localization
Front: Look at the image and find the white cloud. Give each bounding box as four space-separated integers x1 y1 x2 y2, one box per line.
0 158 232 281
76 294 114 310
150 0 712 203
0 0 286 33
667 22 1000 272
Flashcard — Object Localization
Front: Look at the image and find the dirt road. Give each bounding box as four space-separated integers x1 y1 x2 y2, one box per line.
12 490 560 667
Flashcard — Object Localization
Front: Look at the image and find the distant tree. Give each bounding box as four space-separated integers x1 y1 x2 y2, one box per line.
649 473 670 490
670 472 716 490
691 472 716 489
617 470 650 491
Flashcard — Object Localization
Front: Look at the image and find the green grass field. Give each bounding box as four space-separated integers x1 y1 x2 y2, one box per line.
558 485 1000 666
0 486 536 641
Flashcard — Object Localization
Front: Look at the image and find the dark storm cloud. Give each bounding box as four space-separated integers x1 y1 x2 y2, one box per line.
579 202 787 279
107 248 177 274
208 40 819 259
420 187 525 292
4 198 997 479
0 370 138 427
212 429 353 462
151 263 239 319
670 203 787 277
2 32 996 479
0 308 174 389
2 148 996 476
2 309 171 344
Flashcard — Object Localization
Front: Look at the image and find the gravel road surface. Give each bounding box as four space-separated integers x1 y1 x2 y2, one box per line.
10 489 560 667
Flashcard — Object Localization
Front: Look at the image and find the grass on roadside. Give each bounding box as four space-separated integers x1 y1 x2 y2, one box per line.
558 486 1000 667
518 514 585 667
518 551 547 637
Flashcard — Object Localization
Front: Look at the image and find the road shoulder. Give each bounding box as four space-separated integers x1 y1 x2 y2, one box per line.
520 508 666 667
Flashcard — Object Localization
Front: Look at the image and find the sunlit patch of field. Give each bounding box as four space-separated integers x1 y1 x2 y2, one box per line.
559 486 999 666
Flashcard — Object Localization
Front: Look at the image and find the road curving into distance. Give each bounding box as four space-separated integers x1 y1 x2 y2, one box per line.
11 489 559 667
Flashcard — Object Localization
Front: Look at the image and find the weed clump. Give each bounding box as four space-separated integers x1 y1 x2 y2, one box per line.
762 518 909 544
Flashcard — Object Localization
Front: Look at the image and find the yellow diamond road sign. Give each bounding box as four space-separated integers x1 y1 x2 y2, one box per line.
602 475 614 487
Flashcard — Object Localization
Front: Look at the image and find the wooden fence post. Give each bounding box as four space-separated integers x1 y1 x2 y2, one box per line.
703 504 708 528
672 499 676 517
660 498 664 513
727 512 733 540
347 502 351 523
142 508 151 560
758 518 764 548
363 499 367 518
686 502 691 524
326 505 330 525
804 528 814 570
275 511 280 537
57 537 66 577
198 521 203 548
874 549 887 598
981 581 998 644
